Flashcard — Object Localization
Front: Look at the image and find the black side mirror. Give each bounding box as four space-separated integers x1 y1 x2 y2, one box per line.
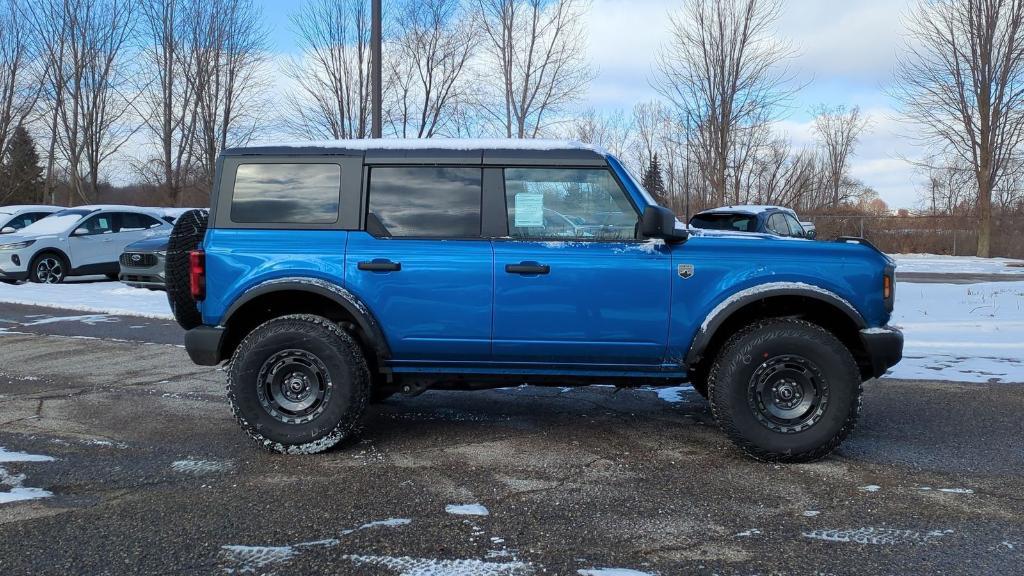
640 205 688 243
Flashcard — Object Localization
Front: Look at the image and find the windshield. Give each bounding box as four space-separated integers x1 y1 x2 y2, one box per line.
17 209 90 235
689 213 758 232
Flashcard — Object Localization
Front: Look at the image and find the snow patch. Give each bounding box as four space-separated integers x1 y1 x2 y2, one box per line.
802 510 821 517
447 503 490 516
171 459 232 475
258 137 607 155
0 446 54 505
344 554 534 576
342 518 412 535
894 254 1024 275
646 385 694 404
220 545 296 572
577 565 655 569
735 529 762 537
803 527 954 545
859 485 881 493
0 281 172 319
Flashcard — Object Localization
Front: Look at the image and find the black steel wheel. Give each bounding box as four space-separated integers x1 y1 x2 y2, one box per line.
747 355 829 433
29 253 67 284
228 314 370 454
708 318 862 462
257 349 333 424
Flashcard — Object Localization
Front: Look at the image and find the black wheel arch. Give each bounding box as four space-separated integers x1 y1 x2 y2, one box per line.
218 278 391 368
687 284 872 380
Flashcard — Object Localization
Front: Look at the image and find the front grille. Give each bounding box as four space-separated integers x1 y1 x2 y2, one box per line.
120 252 157 267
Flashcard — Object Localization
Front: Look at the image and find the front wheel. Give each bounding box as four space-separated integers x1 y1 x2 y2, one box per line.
227 314 370 454
708 318 862 463
29 253 67 284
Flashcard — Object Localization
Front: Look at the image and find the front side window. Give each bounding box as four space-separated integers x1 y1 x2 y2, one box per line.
767 213 788 235
78 214 114 235
231 163 342 224
367 167 482 238
504 168 638 240
784 214 805 237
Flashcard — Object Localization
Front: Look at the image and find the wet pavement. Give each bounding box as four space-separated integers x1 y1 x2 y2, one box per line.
1 328 1021 575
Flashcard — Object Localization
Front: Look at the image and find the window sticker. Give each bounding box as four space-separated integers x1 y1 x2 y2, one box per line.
514 193 544 227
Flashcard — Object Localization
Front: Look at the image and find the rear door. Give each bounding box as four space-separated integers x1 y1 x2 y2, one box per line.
113 212 166 258
345 165 493 363
490 167 673 366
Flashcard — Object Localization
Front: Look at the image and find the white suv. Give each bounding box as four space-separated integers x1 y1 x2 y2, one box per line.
0 205 62 234
0 205 171 284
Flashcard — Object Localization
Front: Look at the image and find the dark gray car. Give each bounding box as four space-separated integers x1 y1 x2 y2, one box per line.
118 235 168 290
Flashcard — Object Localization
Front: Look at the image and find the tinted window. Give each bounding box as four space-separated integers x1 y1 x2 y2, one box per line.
504 168 637 240
368 167 482 237
78 214 115 235
119 213 163 231
689 213 758 232
767 213 788 235
784 214 805 237
231 163 341 224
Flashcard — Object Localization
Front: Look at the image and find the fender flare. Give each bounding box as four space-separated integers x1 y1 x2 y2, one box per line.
685 282 866 366
223 277 391 361
28 247 71 270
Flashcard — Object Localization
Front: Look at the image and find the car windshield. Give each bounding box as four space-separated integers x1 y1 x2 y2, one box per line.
17 209 90 235
689 213 758 232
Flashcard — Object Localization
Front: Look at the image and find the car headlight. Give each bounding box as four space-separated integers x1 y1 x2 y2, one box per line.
0 240 34 250
155 250 167 257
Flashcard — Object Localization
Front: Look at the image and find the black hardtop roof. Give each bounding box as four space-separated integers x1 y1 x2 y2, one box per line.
221 139 609 166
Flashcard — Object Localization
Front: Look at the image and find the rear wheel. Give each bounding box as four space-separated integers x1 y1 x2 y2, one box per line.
29 253 67 284
708 318 862 462
228 314 370 454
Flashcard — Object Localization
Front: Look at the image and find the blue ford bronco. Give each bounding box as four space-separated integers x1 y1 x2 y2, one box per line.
167 140 902 462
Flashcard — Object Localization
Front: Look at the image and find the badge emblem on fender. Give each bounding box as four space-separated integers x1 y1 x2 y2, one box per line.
677 264 694 279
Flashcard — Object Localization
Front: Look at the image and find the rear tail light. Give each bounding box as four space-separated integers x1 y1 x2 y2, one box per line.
883 272 894 312
189 250 206 301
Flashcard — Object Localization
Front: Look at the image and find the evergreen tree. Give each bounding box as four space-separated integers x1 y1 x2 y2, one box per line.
0 126 44 204
641 153 668 206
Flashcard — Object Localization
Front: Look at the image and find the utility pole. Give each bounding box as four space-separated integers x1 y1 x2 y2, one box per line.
371 0 382 138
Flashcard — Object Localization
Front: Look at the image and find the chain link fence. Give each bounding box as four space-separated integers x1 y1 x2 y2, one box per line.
805 214 1024 258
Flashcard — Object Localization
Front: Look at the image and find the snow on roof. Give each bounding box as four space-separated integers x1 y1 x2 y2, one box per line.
64 204 163 214
0 205 61 214
245 138 609 154
697 205 797 216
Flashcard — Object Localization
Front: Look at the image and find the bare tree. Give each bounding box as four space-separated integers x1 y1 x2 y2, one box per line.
475 0 592 138
137 0 200 206
656 0 797 206
813 104 869 207
285 0 371 140
563 108 632 159
0 0 37 158
386 0 477 138
31 0 138 204
894 0 1024 257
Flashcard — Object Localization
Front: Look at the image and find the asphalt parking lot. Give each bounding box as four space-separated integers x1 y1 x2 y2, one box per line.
1 307 1022 576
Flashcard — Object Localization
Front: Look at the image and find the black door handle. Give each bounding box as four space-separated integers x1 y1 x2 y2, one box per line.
505 263 550 275
358 260 401 272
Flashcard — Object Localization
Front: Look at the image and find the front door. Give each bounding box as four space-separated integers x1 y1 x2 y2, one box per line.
491 167 673 366
345 165 493 363
67 212 119 267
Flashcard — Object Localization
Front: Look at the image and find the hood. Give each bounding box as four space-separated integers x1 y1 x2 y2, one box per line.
124 235 170 252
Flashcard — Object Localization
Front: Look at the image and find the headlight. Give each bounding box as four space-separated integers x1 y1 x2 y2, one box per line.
155 250 167 257
0 240 34 250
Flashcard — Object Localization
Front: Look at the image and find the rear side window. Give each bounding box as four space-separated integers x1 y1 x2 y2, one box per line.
231 163 341 224
689 213 757 232
119 213 163 231
367 167 482 238
503 168 638 240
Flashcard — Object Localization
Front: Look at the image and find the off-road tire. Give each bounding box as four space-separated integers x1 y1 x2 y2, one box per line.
165 209 208 330
29 252 67 284
227 314 370 454
707 318 862 463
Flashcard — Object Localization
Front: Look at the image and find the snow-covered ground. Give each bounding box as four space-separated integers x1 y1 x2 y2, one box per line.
894 254 1024 275
887 281 1024 383
0 273 1021 383
0 278 171 319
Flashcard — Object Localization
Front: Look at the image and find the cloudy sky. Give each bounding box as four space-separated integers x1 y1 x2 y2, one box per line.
256 0 924 209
